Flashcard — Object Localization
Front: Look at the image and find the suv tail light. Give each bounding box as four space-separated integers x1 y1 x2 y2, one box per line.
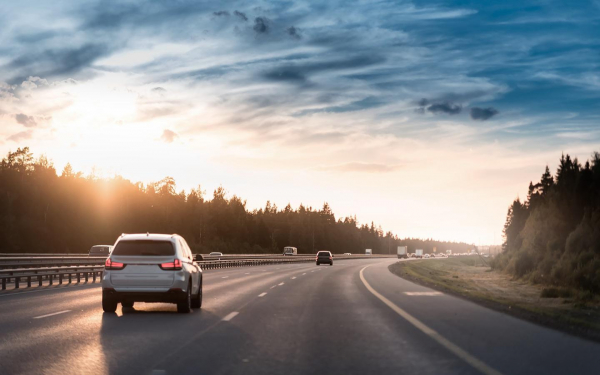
160 259 183 270
105 258 125 270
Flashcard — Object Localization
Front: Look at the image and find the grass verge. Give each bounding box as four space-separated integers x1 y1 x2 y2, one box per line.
389 256 600 343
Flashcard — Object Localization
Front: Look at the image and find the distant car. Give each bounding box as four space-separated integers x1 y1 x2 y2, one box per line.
343 252 351 255
89 245 113 257
283 246 297 256
102 233 202 314
316 251 333 266
424 254 430 259
209 252 223 256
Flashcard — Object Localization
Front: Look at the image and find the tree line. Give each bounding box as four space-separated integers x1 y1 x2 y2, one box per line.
0 147 473 255
494 152 600 293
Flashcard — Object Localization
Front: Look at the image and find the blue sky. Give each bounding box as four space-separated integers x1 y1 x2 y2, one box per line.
1 0 599 244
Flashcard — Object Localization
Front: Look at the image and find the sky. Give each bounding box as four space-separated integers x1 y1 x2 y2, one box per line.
1 0 599 245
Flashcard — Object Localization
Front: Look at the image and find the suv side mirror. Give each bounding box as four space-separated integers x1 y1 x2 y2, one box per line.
195 254 204 262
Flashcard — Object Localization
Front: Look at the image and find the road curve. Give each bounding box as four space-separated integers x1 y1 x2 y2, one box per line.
0 258 598 375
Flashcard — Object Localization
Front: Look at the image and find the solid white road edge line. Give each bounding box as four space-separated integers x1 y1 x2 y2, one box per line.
222 312 239 321
359 266 503 375
33 310 71 319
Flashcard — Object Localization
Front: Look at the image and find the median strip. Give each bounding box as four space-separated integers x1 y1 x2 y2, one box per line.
359 266 503 375
33 310 71 319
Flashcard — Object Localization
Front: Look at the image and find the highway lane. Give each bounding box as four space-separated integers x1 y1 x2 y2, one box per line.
0 258 598 374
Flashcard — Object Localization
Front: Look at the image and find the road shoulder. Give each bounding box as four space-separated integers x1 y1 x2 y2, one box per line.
388 258 600 343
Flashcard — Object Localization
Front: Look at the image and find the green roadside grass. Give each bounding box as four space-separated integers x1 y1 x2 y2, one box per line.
389 256 600 343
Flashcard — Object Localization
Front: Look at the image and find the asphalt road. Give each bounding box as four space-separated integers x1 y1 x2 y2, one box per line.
0 258 598 375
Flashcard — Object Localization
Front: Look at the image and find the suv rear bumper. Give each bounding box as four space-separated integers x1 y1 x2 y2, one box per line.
103 288 186 303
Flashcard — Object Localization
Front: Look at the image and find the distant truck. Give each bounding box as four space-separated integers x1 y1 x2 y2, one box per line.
470 249 477 255
446 250 452 255
397 246 408 259
283 246 297 256
365 249 372 255
415 249 423 258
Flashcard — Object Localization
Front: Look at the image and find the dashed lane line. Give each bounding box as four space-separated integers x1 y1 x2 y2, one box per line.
359 266 503 375
33 310 71 319
291 277 297 280
278 282 285 286
258 292 267 297
222 312 239 321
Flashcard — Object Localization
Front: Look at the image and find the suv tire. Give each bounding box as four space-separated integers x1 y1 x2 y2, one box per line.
102 292 118 313
191 280 202 309
177 283 192 313
122 301 134 308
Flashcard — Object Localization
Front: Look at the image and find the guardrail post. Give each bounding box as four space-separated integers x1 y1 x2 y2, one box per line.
38 275 42 286
49 274 53 285
15 277 20 289
59 274 63 285
77 273 80 283
27 276 31 287
93 272 96 282
2 278 5 290
68 273 72 284
85 272 89 283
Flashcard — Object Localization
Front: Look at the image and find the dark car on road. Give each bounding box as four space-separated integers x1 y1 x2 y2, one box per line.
316 251 333 266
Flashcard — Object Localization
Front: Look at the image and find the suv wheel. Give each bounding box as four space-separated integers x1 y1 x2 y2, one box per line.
191 280 202 309
177 283 192 313
102 292 117 313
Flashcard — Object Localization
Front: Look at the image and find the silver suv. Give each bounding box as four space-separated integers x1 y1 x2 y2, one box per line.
102 233 202 313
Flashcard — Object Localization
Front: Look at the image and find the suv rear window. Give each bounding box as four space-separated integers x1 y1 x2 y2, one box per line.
112 240 175 256
317 252 330 256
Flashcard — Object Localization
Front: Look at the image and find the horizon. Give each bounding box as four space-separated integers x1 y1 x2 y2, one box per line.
2 1 599 245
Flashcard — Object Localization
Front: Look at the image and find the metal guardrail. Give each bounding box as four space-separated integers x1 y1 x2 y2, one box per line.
0 254 394 290
1 266 105 290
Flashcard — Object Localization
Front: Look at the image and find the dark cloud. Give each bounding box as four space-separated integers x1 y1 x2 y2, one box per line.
7 130 34 142
295 96 387 116
234 10 248 21
287 26 301 40
262 70 307 83
417 99 462 115
15 113 37 127
428 102 462 115
470 107 499 121
253 17 268 34
262 55 385 84
151 87 166 92
213 11 230 17
8 43 109 81
160 129 178 143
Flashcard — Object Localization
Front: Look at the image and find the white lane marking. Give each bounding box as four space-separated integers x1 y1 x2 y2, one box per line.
405 292 443 296
270 285 277 289
359 266 503 375
222 312 239 321
222 276 229 279
33 310 71 319
302 273 306 275
258 292 267 297
291 277 296 280
278 282 285 286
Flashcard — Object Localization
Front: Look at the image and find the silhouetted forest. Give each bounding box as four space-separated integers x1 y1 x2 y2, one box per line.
0 147 473 255
494 152 600 293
